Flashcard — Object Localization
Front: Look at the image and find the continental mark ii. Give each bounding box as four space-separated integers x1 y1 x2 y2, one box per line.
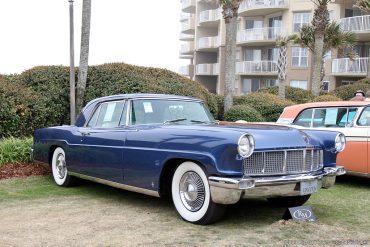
33 94 346 224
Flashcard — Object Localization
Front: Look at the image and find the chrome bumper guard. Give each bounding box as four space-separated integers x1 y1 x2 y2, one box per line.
209 166 345 205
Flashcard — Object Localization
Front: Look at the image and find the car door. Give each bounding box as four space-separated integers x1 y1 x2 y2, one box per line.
72 100 127 182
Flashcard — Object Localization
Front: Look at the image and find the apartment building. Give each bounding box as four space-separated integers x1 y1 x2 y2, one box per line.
179 0 370 95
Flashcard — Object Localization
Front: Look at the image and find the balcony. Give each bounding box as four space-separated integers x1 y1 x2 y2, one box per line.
239 0 289 17
197 36 220 51
237 27 285 45
332 57 368 76
180 33 194 41
195 63 219 75
179 65 193 77
181 0 196 13
180 12 192 21
181 16 195 34
339 15 370 40
236 61 278 75
180 42 195 56
199 9 221 27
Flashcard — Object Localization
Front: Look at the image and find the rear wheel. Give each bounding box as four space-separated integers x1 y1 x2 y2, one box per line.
267 195 311 207
51 147 75 187
171 161 226 225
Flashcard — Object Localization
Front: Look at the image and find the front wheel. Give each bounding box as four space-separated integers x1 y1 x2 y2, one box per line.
51 147 75 187
267 194 311 207
171 161 226 225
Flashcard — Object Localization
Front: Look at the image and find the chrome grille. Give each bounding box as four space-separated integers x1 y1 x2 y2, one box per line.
243 149 323 176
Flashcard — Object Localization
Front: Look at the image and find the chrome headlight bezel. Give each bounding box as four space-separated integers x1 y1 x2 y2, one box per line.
237 134 255 158
334 133 346 153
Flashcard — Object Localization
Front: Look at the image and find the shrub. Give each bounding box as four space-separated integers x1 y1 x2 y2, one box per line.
312 94 342 102
18 64 218 128
0 77 48 138
258 86 314 103
333 83 370 100
234 92 295 122
0 137 33 166
224 105 264 122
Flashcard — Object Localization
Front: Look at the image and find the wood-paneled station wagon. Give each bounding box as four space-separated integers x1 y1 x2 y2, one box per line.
278 101 370 177
33 94 345 224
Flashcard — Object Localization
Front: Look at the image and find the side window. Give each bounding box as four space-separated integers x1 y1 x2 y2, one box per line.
87 101 125 128
357 107 370 126
313 108 349 128
294 109 313 127
338 108 357 127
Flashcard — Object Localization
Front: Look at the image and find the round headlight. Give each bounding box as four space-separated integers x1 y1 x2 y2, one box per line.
335 133 346 153
238 134 255 158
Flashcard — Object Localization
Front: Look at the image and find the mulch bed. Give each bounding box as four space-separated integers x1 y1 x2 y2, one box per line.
0 162 51 180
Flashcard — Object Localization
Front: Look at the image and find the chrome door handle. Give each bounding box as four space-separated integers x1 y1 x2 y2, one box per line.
80 131 90 136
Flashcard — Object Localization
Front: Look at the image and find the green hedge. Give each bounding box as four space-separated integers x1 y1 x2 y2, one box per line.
258 86 314 104
224 105 264 122
0 77 48 138
0 137 33 166
333 83 370 100
312 94 342 102
234 92 295 122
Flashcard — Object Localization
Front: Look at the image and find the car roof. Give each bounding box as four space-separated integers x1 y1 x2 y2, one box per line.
85 94 202 107
281 101 370 119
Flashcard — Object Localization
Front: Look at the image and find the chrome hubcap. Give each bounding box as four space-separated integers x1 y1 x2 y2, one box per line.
55 154 66 179
179 171 205 212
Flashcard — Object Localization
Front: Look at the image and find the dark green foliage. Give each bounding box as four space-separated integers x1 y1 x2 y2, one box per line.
1 64 218 137
258 86 314 103
312 94 342 102
234 93 295 122
333 83 370 100
0 77 48 138
0 137 33 165
224 105 264 122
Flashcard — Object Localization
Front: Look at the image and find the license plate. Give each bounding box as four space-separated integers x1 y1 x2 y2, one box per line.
300 180 318 195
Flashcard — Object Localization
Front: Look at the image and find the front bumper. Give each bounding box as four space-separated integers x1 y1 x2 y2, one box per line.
209 166 345 205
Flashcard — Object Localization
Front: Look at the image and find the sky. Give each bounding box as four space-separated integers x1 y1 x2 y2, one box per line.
0 0 187 74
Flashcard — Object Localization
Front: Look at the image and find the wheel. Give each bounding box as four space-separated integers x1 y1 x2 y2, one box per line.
51 147 75 187
267 195 311 207
171 161 226 225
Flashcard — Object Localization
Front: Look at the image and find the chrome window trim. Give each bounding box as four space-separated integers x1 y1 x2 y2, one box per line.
84 100 126 128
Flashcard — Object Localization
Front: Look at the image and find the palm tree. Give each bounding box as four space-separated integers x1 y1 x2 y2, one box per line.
219 0 242 111
292 22 356 84
276 36 295 99
76 0 92 118
310 0 330 96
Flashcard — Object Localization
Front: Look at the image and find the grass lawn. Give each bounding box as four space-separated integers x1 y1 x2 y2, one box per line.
0 175 369 246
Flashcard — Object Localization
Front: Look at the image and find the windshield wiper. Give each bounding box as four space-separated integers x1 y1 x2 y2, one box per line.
190 120 213 124
163 118 187 124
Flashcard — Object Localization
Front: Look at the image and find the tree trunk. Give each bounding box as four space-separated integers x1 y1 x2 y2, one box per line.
278 80 285 99
311 33 324 96
277 45 287 99
367 56 370 78
76 0 91 118
223 15 237 112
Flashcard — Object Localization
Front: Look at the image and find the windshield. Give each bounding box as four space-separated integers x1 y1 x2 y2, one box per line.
130 99 215 125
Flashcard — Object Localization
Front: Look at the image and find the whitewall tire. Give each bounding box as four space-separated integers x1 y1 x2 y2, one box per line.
51 147 75 187
171 161 225 225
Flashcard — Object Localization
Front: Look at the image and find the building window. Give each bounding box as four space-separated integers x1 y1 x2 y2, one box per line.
292 47 308 67
290 80 307 90
293 12 310 32
242 79 260 94
263 79 277 88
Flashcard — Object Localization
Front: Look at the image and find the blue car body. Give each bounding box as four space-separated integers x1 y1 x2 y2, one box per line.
33 94 345 223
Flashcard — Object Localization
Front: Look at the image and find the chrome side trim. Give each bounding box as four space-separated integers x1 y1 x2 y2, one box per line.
345 171 370 178
69 172 160 197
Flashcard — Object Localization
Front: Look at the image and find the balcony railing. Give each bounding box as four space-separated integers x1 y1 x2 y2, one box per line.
180 33 194 41
181 0 195 12
237 27 285 43
236 61 278 74
180 13 192 21
339 15 370 33
180 42 195 54
197 36 220 49
179 65 190 76
332 57 368 75
239 0 289 13
181 16 195 32
196 63 219 75
199 9 221 24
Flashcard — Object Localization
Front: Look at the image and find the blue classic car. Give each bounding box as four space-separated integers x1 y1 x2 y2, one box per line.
33 94 346 224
